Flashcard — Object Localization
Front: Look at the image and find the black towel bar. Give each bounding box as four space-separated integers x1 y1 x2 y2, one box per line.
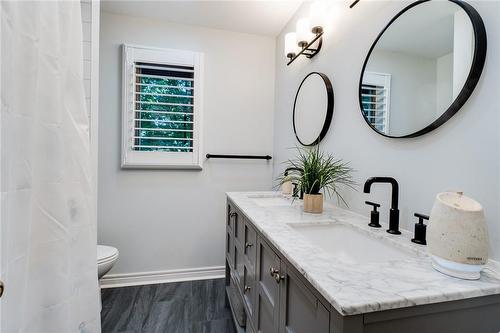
206 154 272 160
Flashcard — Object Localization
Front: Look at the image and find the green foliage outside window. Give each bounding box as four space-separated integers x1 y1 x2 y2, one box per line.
134 64 195 152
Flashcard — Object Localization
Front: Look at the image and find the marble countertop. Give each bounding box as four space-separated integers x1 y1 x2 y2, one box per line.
226 191 500 316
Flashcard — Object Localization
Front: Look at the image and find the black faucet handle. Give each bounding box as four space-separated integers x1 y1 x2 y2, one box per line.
292 182 299 198
412 212 429 245
365 201 381 228
414 213 429 223
365 201 380 210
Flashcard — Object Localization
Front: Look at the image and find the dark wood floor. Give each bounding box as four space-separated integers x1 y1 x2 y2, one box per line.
101 278 236 333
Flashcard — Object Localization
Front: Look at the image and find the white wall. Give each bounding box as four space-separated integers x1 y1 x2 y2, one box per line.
453 9 475 99
436 52 453 115
99 12 275 276
273 1 500 260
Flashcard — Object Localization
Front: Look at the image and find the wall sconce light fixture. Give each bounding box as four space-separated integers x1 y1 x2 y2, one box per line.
285 1 325 66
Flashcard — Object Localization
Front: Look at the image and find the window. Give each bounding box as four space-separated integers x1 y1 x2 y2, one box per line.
361 72 391 133
121 44 203 169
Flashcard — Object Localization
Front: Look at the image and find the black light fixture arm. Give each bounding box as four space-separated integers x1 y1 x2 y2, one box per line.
287 32 323 66
350 0 360 8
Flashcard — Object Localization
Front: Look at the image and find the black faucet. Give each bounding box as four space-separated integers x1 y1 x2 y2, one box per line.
363 177 401 235
284 167 304 199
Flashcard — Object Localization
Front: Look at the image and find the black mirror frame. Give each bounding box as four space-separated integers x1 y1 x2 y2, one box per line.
293 72 334 146
358 0 487 139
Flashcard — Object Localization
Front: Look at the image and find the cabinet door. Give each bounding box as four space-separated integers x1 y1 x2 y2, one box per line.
246 321 256 333
227 203 234 231
226 230 234 269
243 263 256 319
255 238 281 333
226 204 235 269
244 221 257 267
235 244 245 289
279 264 330 333
234 210 244 247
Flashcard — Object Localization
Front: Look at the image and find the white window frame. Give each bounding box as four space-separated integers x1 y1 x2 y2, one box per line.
362 71 391 133
121 44 204 169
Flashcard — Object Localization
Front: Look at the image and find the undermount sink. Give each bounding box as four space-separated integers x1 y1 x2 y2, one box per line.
250 195 294 207
289 223 415 265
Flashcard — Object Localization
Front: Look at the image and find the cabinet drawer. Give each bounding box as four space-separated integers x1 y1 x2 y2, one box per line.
244 221 257 266
243 264 256 319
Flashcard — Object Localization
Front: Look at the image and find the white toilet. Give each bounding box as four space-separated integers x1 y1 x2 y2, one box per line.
97 245 119 279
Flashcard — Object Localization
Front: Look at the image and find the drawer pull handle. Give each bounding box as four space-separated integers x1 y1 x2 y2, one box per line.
275 273 285 284
244 285 251 293
269 267 279 277
245 242 253 248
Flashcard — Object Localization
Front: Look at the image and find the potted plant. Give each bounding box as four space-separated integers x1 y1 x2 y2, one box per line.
278 147 355 213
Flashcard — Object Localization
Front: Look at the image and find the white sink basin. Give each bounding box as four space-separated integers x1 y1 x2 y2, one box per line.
289 223 414 265
250 195 293 207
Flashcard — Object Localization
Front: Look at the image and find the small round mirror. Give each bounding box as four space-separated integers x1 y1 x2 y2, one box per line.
293 72 334 146
359 0 486 138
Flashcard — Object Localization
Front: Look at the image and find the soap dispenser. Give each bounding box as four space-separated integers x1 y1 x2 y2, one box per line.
411 213 429 245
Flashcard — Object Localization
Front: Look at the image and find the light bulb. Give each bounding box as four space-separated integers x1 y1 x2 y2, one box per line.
310 1 325 34
296 18 313 47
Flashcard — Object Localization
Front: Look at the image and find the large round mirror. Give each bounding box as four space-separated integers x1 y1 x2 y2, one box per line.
293 72 334 146
359 0 486 138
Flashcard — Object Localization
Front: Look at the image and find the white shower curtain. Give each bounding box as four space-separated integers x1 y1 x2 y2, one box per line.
1 1 100 332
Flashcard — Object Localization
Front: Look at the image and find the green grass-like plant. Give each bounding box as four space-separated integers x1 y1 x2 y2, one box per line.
277 146 356 206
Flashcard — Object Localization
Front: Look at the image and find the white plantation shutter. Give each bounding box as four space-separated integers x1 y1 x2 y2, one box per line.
121 45 203 169
361 72 391 133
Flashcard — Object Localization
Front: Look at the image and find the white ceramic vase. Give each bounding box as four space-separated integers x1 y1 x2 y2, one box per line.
427 192 489 280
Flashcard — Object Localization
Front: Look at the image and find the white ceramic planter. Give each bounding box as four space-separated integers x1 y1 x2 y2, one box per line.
281 180 293 195
427 192 489 280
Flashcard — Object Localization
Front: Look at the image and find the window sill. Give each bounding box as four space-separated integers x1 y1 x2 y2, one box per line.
120 162 203 170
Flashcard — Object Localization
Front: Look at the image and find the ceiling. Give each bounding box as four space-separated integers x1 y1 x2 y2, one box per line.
101 0 304 37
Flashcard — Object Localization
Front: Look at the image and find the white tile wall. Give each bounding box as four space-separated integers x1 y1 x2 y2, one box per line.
80 1 92 23
82 22 92 42
81 1 92 118
83 78 91 102
83 60 91 80
82 41 91 59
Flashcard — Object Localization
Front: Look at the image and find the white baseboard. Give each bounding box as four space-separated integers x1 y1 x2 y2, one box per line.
100 265 225 289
